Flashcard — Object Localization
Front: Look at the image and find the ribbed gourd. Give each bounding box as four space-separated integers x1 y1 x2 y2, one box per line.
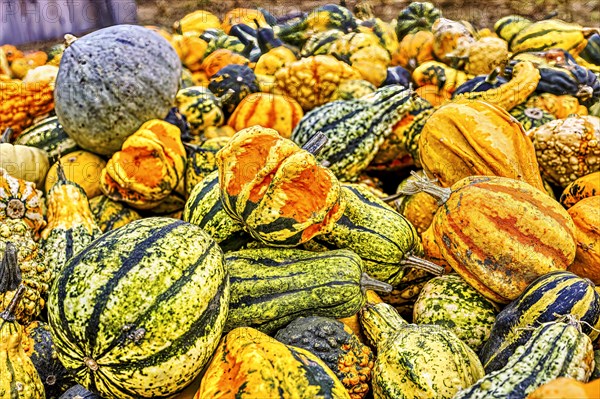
359 298 485 399
217 126 345 247
15 116 79 159
509 104 556 131
41 163 102 280
292 85 415 181
479 271 600 373
454 320 594 399
0 286 45 399
0 223 50 325
392 170 439 234
307 184 444 286
48 218 229 399
223 247 392 334
184 137 229 196
418 99 546 191
196 327 351 399
413 274 498 351
275 316 374 399
0 168 46 240
404 174 577 303
394 2 442 38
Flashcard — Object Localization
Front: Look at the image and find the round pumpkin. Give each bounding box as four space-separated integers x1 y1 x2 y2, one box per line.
45 151 106 199
228 92 304 138
54 25 182 155
175 86 225 137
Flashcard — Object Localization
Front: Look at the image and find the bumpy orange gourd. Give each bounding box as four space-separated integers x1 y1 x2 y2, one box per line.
567 196 600 284
100 120 186 210
228 92 304 139
428 175 577 303
200 49 252 78
525 94 589 119
217 126 345 247
274 55 362 111
419 99 546 191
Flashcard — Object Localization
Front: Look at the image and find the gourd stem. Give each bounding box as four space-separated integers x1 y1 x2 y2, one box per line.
401 254 445 275
485 67 501 84
0 243 21 293
0 284 25 321
382 192 403 203
64 34 78 47
582 27 600 37
56 159 67 183
360 273 393 294
302 132 328 156
1 128 13 144
396 171 451 205
576 85 593 101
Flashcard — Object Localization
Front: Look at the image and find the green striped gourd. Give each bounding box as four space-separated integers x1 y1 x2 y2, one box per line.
291 85 415 181
48 218 229 399
309 184 444 286
88 196 141 233
40 165 102 280
15 116 79 159
183 170 251 252
413 274 498 351
454 320 594 399
224 247 391 335
184 137 229 196
509 104 556 131
479 271 600 373
579 33 600 65
359 300 484 399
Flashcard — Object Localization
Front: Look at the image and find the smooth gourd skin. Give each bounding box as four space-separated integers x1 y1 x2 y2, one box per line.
224 248 368 334
54 25 182 155
0 316 45 398
560 171 600 209
196 327 351 399
455 322 594 399
567 196 600 283
48 218 229 399
479 271 600 373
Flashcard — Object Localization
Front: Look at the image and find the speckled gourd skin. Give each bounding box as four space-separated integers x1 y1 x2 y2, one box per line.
413 274 498 352
196 327 351 399
48 218 229 399
54 25 182 155
454 321 594 399
41 180 102 281
432 176 577 303
184 137 229 196
88 196 141 233
0 315 45 399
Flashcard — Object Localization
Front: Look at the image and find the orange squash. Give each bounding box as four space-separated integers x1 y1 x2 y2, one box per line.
200 49 252 78
419 99 546 191
395 30 435 70
228 93 304 139
527 377 600 399
567 196 600 284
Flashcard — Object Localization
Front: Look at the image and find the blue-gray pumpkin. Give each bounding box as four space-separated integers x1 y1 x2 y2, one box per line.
54 25 182 155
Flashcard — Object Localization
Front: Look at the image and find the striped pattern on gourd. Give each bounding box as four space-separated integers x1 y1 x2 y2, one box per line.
224 248 368 334
48 218 229 399
183 171 251 252
89 195 142 233
15 116 79 158
455 321 594 399
479 271 600 373
291 85 414 181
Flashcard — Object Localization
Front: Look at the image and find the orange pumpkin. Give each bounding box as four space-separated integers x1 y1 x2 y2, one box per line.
228 93 304 139
395 30 435 70
200 49 252 78
527 377 600 399
567 196 600 284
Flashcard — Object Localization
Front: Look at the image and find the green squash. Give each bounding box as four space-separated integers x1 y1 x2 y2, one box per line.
15 116 79 159
208 64 260 115
54 25 182 155
175 86 225 137
88 195 142 233
394 2 442 39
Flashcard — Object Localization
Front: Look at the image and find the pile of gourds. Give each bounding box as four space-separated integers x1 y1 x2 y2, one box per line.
1 1 600 398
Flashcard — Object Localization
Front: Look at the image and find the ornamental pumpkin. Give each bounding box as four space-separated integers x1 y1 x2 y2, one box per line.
464 36 509 75
220 8 268 34
395 30 435 70
217 126 345 247
525 93 589 119
357 18 400 61
196 327 351 399
88 195 141 233
175 86 225 137
44 150 106 199
431 18 476 66
173 10 221 34
200 49 252 78
275 316 374 399
41 163 102 280
567 196 600 284
412 61 472 93
100 120 186 210
170 33 209 72
274 55 362 111
510 104 556 131
0 286 45 399
419 99 546 191
0 168 46 239
527 115 600 187
228 92 304 138
0 128 49 188
409 174 577 303
54 25 182 155
254 46 297 76
0 222 50 324
208 64 259 115
300 30 345 57
184 137 229 196
394 1 442 38
560 172 600 208
528 377 600 399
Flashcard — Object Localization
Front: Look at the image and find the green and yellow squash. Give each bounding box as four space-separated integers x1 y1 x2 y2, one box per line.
196 327 351 399
15 116 79 159
359 299 484 399
479 271 600 373
509 104 556 131
48 218 229 399
184 137 229 196
455 320 594 399
88 195 142 233
224 247 391 334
